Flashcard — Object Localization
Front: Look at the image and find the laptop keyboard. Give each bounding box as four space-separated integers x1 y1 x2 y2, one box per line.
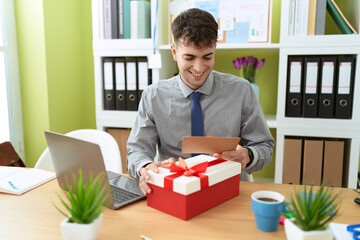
110 185 140 205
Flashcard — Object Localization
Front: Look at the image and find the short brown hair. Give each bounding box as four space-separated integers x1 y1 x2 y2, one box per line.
171 8 218 48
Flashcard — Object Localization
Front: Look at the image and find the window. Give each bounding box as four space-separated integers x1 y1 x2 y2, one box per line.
0 0 24 158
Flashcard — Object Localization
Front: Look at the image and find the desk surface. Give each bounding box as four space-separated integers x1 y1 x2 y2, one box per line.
1 179 359 240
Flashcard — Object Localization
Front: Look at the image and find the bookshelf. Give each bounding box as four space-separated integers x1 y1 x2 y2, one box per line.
274 0 360 188
91 0 359 187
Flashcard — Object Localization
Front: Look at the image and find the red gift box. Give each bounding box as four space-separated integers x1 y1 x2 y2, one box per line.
146 155 241 220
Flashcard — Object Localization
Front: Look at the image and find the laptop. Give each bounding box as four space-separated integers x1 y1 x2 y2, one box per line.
44 131 145 210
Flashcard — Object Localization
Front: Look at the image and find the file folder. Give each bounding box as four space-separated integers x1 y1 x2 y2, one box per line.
318 57 337 118
323 140 344 187
286 57 304 117
103 58 115 110
282 138 303 184
103 0 119 39
302 139 323 186
137 58 149 106
335 57 356 119
115 58 126 110
118 0 124 39
302 57 320 118
126 59 138 111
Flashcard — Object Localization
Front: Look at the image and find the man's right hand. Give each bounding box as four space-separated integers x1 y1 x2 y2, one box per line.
139 158 176 196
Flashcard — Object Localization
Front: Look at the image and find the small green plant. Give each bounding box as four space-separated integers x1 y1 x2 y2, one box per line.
53 169 108 224
285 182 341 231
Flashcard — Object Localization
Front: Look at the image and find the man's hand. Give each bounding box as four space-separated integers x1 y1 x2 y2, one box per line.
213 145 250 169
139 158 176 195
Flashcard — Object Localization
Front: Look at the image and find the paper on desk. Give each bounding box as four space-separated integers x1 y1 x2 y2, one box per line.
182 136 240 154
0 167 56 195
329 223 353 240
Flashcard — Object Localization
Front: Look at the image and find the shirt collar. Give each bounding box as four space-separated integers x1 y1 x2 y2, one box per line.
177 71 214 98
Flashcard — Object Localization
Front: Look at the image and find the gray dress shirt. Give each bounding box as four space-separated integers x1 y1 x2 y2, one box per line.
127 71 275 181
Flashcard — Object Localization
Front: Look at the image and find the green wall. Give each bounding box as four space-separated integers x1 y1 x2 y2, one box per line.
15 0 95 167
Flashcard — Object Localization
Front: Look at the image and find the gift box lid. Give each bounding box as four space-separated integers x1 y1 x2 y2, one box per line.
146 155 241 195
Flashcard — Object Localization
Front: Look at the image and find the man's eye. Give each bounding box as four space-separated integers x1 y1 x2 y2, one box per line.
204 57 212 60
185 58 194 61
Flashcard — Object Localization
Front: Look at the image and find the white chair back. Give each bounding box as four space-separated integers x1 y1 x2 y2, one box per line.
35 129 123 174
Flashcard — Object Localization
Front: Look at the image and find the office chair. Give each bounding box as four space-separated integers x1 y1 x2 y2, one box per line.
34 129 123 173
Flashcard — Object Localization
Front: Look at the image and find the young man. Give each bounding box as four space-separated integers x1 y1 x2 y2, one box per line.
127 8 274 195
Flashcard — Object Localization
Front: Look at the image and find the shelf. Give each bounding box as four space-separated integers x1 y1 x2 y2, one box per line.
93 39 154 56
97 113 279 130
265 114 277 129
96 111 138 129
280 34 360 48
159 43 280 50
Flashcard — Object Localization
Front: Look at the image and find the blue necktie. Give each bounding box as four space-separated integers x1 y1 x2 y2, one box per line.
190 92 203 156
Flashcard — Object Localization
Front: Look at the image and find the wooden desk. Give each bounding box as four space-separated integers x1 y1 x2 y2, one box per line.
1 179 359 240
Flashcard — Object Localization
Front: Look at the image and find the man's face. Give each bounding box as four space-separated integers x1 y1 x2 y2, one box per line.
171 39 216 90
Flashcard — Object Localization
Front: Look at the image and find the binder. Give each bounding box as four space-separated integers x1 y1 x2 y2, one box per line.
315 0 327 35
115 58 126 110
286 57 304 117
322 140 344 187
302 139 323 186
318 57 337 118
282 138 303 184
307 0 317 36
103 0 119 39
130 0 151 39
126 59 138 111
302 57 320 118
124 0 131 39
103 58 116 110
335 57 356 119
118 0 124 39
137 58 149 105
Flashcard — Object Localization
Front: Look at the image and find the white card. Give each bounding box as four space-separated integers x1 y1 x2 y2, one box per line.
148 53 162 69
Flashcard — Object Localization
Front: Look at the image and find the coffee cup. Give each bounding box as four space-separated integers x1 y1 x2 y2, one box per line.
251 191 285 232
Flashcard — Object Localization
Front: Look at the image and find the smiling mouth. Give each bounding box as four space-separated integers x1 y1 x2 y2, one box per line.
189 70 205 77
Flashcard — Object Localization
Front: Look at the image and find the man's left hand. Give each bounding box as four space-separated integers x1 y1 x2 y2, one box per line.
213 145 250 169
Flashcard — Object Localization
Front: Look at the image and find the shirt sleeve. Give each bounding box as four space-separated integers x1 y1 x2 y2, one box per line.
127 88 158 179
239 82 275 175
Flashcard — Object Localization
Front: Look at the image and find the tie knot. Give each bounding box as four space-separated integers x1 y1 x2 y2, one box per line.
190 92 201 103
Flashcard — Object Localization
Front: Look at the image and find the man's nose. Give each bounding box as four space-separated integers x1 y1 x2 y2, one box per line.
193 60 204 73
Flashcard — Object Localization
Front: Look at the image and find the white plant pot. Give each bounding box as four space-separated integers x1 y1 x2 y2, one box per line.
284 219 333 240
60 213 103 240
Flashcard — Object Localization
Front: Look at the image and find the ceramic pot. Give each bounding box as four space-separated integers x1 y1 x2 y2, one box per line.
284 219 333 240
60 213 103 240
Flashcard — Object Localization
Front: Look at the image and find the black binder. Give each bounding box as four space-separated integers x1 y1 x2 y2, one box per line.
302 57 320 118
103 58 115 110
125 58 138 111
335 56 356 119
286 57 304 117
115 58 126 110
136 58 149 105
318 57 337 118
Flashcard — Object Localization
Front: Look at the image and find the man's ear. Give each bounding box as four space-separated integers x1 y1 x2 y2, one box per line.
170 44 177 61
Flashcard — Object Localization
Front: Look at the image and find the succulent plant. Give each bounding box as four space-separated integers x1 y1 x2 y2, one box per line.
286 182 341 231
53 169 108 224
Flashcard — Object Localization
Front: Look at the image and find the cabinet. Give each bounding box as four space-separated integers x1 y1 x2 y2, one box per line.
91 0 359 187
274 1 360 188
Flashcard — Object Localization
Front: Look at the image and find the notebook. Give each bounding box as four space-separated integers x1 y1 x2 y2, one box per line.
0 167 55 195
44 131 145 210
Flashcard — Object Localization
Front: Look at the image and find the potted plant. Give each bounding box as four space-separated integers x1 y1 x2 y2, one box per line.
53 169 108 240
284 182 341 240
233 56 265 99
